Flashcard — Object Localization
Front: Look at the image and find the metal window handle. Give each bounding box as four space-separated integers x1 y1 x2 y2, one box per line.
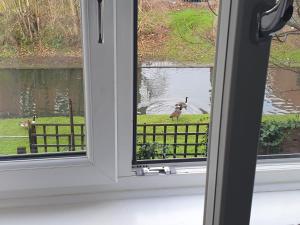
97 0 103 43
258 0 294 39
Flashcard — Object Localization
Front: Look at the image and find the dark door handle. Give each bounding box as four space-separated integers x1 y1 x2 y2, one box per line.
258 0 294 39
97 0 103 43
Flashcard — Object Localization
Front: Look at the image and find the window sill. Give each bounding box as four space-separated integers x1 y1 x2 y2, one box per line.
0 158 299 208
1 190 300 225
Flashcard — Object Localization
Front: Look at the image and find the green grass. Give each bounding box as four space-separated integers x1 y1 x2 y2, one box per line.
139 6 300 66
0 114 298 157
137 113 300 124
0 116 85 155
261 114 300 122
137 114 210 124
136 114 210 159
165 8 216 64
135 114 300 160
270 43 300 67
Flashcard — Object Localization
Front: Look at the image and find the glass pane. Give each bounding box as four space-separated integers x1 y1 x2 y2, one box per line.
0 0 86 157
258 1 300 158
251 1 300 224
134 0 219 163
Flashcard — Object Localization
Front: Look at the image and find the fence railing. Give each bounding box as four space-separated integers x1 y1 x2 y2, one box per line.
28 123 86 153
134 123 209 163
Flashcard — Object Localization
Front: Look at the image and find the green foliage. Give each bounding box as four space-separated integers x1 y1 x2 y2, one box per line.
259 121 286 153
137 142 171 160
0 0 81 57
259 116 300 154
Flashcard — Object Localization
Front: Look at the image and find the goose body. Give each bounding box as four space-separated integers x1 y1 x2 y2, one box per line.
19 116 36 129
19 120 32 128
170 105 182 121
175 97 188 110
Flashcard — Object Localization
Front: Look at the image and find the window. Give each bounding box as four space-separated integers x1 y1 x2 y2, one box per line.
0 1 299 216
0 0 117 194
250 1 300 223
203 0 300 224
0 0 86 158
257 0 300 158
133 0 219 165
132 0 300 166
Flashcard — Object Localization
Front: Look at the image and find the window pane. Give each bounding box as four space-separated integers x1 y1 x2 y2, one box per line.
251 1 300 223
0 0 86 157
134 0 219 163
258 1 300 158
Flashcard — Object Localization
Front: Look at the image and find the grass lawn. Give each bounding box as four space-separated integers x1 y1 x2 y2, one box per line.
0 114 298 157
165 8 216 64
139 6 300 66
0 116 85 155
136 114 300 160
137 114 210 159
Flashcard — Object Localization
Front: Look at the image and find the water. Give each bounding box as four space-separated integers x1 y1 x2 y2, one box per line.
137 67 212 114
0 68 84 118
137 64 300 115
0 66 299 118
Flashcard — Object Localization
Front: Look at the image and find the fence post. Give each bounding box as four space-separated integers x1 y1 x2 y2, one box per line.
29 119 38 153
69 99 75 151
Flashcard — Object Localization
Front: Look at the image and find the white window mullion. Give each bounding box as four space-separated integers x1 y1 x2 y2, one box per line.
84 0 117 181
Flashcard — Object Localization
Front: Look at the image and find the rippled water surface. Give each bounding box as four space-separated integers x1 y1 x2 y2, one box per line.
137 65 300 115
0 69 84 118
0 66 299 118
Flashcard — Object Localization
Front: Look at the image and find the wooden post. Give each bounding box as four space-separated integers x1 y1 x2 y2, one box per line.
17 147 26 154
69 99 75 151
29 117 38 153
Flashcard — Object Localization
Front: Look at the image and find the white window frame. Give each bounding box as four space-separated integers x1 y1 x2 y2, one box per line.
203 0 300 224
116 0 300 194
0 0 300 205
0 0 118 195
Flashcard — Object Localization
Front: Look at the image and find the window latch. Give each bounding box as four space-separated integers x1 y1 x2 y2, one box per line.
258 0 293 39
136 166 176 176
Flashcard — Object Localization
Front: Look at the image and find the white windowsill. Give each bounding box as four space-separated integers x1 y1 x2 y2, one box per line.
0 158 300 208
1 190 300 225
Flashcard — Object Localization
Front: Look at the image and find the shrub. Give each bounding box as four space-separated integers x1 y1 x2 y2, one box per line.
137 142 171 160
259 117 300 154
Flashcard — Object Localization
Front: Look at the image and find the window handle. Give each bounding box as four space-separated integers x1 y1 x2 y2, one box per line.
258 0 294 39
97 0 103 43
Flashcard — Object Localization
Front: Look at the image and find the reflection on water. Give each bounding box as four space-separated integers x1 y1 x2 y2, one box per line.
0 65 299 118
264 68 300 114
137 67 212 114
0 69 84 118
137 64 300 115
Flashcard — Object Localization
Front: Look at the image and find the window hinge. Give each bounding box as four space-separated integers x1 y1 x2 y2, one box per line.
136 166 176 176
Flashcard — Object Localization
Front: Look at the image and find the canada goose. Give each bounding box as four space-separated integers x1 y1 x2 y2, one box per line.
170 105 182 121
175 97 188 110
19 115 36 129
19 120 32 129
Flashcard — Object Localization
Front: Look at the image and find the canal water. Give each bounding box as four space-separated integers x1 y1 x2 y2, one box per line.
0 65 299 118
